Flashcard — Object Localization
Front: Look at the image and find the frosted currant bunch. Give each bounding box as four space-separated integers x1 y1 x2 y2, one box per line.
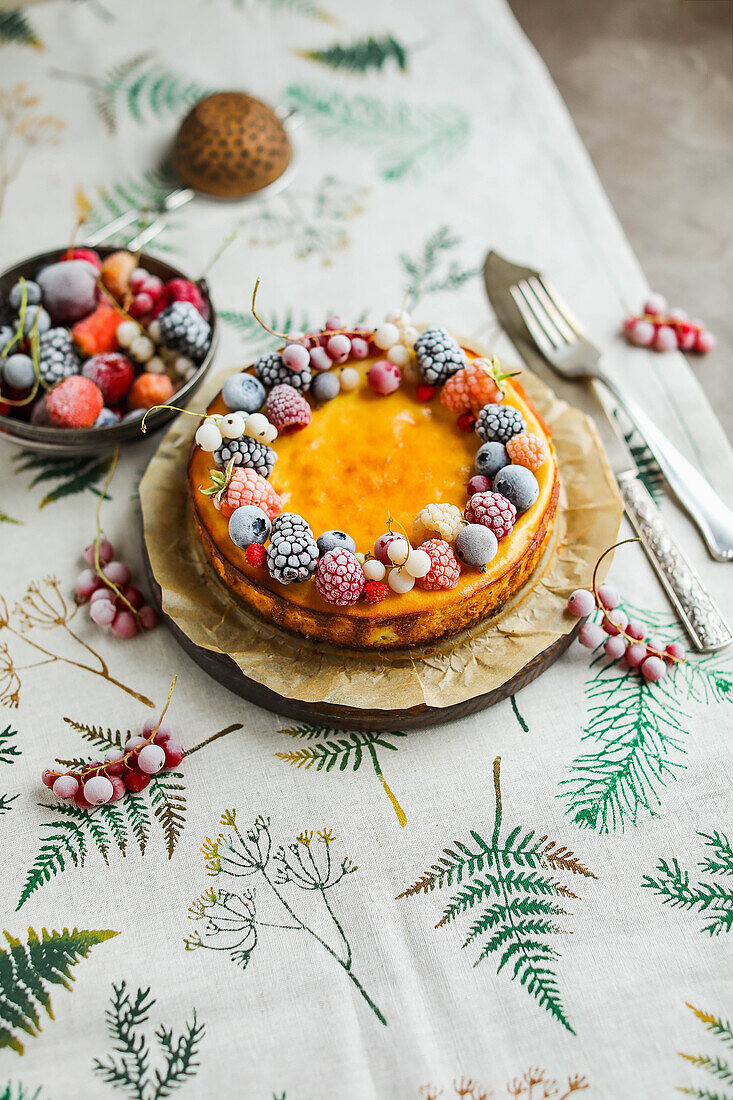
567 539 686 682
194 409 278 453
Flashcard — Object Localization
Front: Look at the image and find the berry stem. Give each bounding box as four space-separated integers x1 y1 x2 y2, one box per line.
185 722 243 757
47 675 178 784
591 538 686 663
140 403 205 434
89 448 141 621
251 279 374 345
198 230 237 281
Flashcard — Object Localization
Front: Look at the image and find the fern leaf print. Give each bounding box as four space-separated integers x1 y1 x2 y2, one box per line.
220 308 311 356
0 725 20 815
0 12 42 49
275 726 407 825
677 1003 733 1098
93 54 213 131
0 927 118 1054
398 757 596 1033
399 224 477 309
81 172 181 253
283 84 470 181
13 451 114 509
92 981 204 1095
298 35 409 74
559 604 733 832
643 831 733 935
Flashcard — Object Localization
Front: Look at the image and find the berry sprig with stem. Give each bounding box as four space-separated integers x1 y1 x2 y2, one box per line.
0 278 46 408
250 277 373 346
567 537 686 681
41 675 181 807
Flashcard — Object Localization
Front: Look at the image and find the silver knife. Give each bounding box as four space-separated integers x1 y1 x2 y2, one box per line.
484 258 733 652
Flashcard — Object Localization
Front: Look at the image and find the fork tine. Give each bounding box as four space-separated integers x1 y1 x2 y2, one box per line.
509 285 556 358
535 275 586 337
528 276 576 343
516 280 567 350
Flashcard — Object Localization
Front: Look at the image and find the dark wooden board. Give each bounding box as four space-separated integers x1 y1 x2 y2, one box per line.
143 540 577 731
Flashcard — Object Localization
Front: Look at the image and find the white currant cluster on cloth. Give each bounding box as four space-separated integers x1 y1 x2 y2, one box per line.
195 409 278 452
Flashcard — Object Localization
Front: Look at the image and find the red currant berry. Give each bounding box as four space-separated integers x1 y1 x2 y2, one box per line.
123 766 151 792
162 739 185 769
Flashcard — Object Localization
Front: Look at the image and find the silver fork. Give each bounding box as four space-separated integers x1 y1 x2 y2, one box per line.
508 274 733 562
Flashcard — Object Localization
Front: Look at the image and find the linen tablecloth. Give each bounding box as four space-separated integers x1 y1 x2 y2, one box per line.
1 2 732 1097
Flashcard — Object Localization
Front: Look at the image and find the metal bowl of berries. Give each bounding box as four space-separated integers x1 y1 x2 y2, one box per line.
0 246 218 456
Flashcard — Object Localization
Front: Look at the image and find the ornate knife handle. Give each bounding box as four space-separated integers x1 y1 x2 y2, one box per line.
618 471 733 652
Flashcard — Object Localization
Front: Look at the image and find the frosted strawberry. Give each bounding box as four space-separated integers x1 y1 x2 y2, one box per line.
205 464 282 521
440 368 472 414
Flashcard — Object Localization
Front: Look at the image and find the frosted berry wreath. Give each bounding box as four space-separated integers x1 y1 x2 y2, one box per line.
158 286 551 609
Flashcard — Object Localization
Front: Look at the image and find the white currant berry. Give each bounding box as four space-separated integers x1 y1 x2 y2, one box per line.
386 344 410 367
373 322 400 350
83 775 114 805
244 412 270 441
402 358 420 383
220 412 246 439
116 320 140 348
400 325 419 348
147 319 161 343
53 774 79 800
137 743 166 774
146 356 166 375
195 418 223 452
388 567 415 594
124 735 147 752
387 537 409 565
130 335 155 362
363 558 386 581
174 356 195 377
261 423 278 444
339 367 360 392
404 547 431 579
386 310 410 325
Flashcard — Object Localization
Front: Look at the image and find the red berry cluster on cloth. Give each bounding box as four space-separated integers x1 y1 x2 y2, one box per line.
75 536 158 638
567 540 687 681
41 681 183 808
623 292 715 354
0 249 212 430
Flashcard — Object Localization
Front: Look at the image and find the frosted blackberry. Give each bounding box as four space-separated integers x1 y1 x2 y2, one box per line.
214 434 277 479
414 326 467 385
267 512 319 584
254 350 311 394
475 403 526 444
157 301 211 363
38 327 81 385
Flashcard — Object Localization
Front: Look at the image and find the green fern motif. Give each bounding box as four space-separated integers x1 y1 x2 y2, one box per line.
17 717 187 909
299 35 408 74
284 84 470 181
0 510 22 525
240 175 366 264
82 171 181 254
221 0 331 18
622 425 664 503
643 831 733 936
92 53 213 132
219 309 311 357
0 926 118 1054
559 604 733 833
0 1084 46 1100
398 757 596 1033
275 725 407 825
92 981 204 1096
0 726 20 817
0 12 42 48
12 450 113 509
678 1003 733 1098
400 225 477 310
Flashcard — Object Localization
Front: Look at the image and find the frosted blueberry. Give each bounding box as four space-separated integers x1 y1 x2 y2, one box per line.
2 353 35 389
455 524 498 569
475 441 510 481
229 505 271 549
222 372 266 414
492 465 539 513
9 279 42 310
311 371 340 404
316 530 356 556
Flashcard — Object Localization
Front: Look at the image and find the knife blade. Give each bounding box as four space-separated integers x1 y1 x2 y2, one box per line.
484 254 733 652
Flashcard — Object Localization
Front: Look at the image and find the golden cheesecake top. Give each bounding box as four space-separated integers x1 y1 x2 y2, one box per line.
189 351 557 621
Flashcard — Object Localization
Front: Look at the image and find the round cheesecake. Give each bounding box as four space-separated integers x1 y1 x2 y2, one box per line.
188 344 559 650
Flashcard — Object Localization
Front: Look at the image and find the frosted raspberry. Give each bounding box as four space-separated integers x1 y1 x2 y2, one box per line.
506 431 548 471
415 383 436 402
457 412 476 433
244 543 266 567
415 539 461 591
412 502 464 545
363 580 389 603
440 368 472 414
265 384 312 433
221 467 282 521
315 548 365 606
465 491 516 541
465 358 503 412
